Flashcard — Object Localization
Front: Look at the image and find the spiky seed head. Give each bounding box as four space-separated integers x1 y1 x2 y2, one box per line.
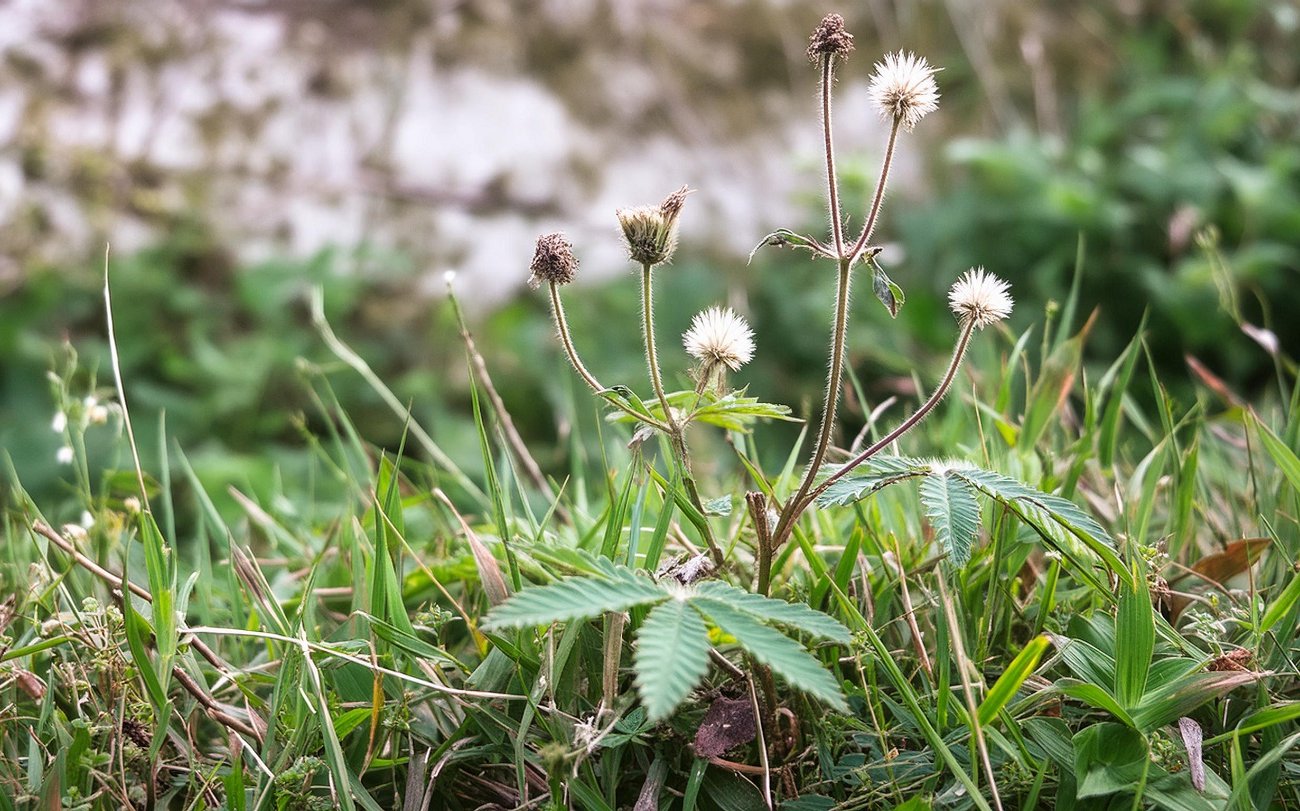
807 13 854 62
948 268 1013 329
617 185 691 266
867 51 941 131
528 233 578 288
683 306 756 371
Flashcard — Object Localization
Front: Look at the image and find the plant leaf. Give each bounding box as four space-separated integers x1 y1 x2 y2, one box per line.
950 467 1125 576
919 471 981 567
484 569 666 629
978 635 1049 727
747 229 828 264
693 599 847 711
1115 565 1154 709
871 263 905 318
694 581 851 644
814 456 930 507
633 600 712 722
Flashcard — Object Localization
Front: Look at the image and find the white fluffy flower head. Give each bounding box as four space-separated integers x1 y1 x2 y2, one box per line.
948 268 1013 329
683 306 755 371
868 51 941 131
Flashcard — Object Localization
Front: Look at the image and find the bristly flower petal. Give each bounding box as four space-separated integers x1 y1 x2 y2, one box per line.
867 51 940 131
683 306 755 371
948 268 1013 329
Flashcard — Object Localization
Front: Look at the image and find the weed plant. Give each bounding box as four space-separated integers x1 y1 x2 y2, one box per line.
3 12 1300 811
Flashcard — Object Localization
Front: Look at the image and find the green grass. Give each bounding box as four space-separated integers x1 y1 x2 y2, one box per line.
2 263 1297 811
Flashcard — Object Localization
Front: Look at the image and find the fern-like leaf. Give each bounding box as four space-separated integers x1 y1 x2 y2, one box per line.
814 456 929 507
919 471 981 566
694 581 850 644
693 599 847 711
633 600 712 721
483 568 666 629
950 468 1123 574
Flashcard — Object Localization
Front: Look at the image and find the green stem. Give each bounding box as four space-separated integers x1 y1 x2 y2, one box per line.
640 263 723 567
550 281 667 431
641 264 676 432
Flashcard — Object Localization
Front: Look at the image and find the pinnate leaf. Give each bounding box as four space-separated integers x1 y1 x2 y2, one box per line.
919 471 981 566
694 599 847 711
694 581 851 644
484 568 666 629
634 599 712 721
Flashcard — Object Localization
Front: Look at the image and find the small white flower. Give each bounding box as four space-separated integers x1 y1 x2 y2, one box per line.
52 412 67 433
88 405 109 425
56 446 74 465
867 51 941 131
123 496 142 514
948 268 1013 329
83 395 98 409
682 306 755 371
79 511 95 529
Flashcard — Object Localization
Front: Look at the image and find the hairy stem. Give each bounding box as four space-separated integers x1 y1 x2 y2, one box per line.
848 117 902 262
767 257 853 580
820 55 845 258
550 281 667 430
641 264 676 432
640 263 724 567
807 318 977 507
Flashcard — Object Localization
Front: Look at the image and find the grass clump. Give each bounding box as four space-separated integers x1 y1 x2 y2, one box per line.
3 10 1300 811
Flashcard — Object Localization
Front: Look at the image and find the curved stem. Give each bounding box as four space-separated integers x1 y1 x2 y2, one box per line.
641 264 676 431
820 56 845 258
806 318 977 508
848 117 902 262
550 281 667 431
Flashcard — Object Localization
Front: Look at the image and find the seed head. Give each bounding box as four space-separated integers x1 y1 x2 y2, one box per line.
617 185 691 267
948 268 1013 329
807 13 854 62
867 51 941 131
528 233 579 288
683 306 755 371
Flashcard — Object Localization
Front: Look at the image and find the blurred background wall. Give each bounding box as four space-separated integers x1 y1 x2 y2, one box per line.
2 0 1297 512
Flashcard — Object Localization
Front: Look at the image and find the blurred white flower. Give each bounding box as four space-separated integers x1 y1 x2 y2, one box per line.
683 306 755 371
948 268 1013 329
56 446 74 465
868 51 941 131
52 412 67 433
88 405 109 425
80 511 95 529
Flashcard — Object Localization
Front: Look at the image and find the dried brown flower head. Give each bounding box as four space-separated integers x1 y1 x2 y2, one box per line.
528 233 578 288
807 13 854 62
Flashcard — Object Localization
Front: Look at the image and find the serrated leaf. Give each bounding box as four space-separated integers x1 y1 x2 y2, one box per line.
694 581 851 644
872 264 905 318
484 570 666 629
633 600 712 721
814 456 930 507
693 599 847 711
949 467 1124 575
919 471 981 566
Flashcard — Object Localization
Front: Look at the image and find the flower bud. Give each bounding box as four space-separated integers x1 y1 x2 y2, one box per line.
807 13 854 62
617 185 691 267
